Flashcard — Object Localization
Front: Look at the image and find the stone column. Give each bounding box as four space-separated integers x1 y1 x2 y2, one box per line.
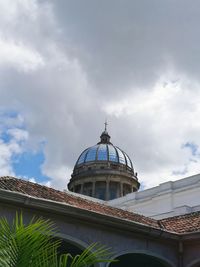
80 183 83 194
92 181 95 197
106 179 110 201
131 184 134 192
120 183 123 197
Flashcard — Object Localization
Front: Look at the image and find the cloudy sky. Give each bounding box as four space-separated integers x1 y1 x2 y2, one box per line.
1 0 200 190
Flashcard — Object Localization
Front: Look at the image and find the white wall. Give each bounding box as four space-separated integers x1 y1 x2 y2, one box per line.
108 174 200 219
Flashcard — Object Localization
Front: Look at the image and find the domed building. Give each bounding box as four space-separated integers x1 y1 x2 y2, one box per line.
68 126 140 200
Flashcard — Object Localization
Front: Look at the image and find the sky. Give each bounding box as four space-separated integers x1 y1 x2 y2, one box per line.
1 0 200 190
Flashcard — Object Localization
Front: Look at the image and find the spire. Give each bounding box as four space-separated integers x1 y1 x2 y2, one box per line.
98 121 111 144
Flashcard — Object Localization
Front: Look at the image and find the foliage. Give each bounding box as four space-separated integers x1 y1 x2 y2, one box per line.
0 213 115 267
57 243 114 267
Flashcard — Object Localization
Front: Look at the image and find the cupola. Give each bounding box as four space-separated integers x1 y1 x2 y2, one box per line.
67 124 140 200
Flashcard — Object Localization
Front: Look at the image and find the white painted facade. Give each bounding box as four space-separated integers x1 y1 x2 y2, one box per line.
108 174 200 219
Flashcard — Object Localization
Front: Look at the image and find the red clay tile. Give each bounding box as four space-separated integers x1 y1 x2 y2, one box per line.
1 176 200 234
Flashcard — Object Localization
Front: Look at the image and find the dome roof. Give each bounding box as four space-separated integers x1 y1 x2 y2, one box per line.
75 128 133 171
68 124 140 200
76 144 133 169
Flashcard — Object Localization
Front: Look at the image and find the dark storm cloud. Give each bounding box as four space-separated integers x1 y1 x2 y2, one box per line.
51 0 200 95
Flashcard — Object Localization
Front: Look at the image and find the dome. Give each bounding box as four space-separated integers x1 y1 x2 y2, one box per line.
68 125 140 201
76 144 133 170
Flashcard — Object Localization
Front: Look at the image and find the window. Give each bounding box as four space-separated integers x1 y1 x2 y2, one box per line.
95 181 106 200
75 184 81 193
109 182 119 200
83 183 93 196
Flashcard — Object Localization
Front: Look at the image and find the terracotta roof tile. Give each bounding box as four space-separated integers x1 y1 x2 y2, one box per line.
160 212 200 233
0 176 159 229
1 176 200 234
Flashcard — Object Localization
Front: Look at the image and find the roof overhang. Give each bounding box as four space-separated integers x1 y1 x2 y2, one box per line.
0 188 178 241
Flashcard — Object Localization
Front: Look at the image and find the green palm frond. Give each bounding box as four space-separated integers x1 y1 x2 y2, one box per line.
61 243 115 267
0 212 116 267
0 212 60 267
58 253 73 267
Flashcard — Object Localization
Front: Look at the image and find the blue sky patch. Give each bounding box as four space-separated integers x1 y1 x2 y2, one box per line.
0 109 50 184
182 142 199 156
0 110 19 118
12 150 50 184
1 131 12 143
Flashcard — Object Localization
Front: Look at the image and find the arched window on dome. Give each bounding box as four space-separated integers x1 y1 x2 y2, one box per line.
74 184 82 194
109 182 120 200
95 181 106 200
83 182 93 197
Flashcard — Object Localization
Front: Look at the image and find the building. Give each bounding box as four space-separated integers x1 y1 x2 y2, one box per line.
68 127 200 220
0 128 200 266
109 173 200 219
68 126 140 200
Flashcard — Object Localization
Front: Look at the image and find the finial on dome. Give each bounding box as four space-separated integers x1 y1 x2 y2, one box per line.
104 119 108 132
98 120 111 144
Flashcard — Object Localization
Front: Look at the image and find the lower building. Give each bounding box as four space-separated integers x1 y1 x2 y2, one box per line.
109 173 200 219
0 176 200 267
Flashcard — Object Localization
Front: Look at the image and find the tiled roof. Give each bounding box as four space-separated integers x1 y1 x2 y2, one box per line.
1 176 200 234
0 176 159 229
160 212 200 234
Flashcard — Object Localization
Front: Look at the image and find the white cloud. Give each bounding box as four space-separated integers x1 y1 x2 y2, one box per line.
103 74 200 187
0 0 38 22
7 128 29 142
42 165 71 190
28 177 36 183
0 128 29 177
0 38 45 72
0 140 15 176
0 0 52 72
1 0 200 190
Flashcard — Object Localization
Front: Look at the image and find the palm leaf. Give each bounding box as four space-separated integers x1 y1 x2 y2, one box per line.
66 243 115 267
0 212 60 267
0 212 116 267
